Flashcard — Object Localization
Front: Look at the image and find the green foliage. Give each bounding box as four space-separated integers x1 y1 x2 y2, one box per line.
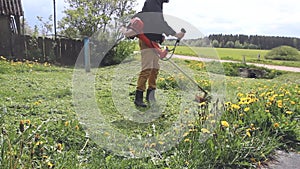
0 58 299 168
199 61 284 79
265 45 300 61
248 44 259 49
212 40 219 48
36 15 53 36
234 40 243 49
225 41 234 48
59 0 136 38
100 40 136 66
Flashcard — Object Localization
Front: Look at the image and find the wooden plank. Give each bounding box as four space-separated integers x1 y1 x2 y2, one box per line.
0 0 23 16
44 37 55 62
37 37 44 62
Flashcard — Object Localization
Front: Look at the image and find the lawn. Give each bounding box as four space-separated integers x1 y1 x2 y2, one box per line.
174 46 300 68
0 57 299 168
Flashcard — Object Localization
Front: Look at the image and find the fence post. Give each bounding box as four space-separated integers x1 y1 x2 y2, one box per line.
242 55 246 64
84 37 90 72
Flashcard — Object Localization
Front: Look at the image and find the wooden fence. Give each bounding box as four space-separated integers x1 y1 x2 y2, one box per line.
0 34 84 65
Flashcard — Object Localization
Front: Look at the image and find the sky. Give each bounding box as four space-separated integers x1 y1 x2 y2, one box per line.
22 0 300 38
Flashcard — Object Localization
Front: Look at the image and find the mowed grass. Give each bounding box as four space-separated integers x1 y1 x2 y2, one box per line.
174 46 300 67
0 57 299 168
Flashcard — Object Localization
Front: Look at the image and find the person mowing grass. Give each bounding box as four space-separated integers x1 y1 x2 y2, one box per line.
122 0 185 107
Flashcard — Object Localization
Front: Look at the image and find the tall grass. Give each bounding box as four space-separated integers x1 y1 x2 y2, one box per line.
0 57 299 168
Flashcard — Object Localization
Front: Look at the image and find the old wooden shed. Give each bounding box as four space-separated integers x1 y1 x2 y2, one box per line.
0 0 24 56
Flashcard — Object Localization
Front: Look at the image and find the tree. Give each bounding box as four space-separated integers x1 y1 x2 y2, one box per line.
234 40 242 49
37 15 53 37
58 0 136 38
225 41 234 48
212 40 219 48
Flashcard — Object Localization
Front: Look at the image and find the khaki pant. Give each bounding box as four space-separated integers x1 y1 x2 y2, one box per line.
136 39 160 91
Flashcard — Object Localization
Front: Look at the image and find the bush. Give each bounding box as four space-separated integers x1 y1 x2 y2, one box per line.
100 40 136 66
265 45 300 61
204 62 283 79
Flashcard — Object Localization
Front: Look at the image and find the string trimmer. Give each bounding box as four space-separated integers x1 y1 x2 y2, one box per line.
122 17 210 102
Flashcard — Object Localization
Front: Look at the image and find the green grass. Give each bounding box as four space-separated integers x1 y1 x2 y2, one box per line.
0 57 299 168
174 46 300 68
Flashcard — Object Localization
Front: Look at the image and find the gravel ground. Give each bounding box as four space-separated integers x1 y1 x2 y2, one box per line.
262 151 300 169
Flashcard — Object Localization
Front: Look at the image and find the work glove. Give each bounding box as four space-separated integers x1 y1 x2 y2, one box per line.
175 31 185 40
120 26 137 38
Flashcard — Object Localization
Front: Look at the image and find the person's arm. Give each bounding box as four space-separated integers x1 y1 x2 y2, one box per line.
159 15 185 39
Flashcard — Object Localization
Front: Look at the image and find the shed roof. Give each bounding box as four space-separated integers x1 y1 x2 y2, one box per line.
0 0 23 16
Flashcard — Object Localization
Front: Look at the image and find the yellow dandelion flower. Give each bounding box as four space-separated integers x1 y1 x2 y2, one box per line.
221 121 229 128
237 92 244 97
35 141 43 146
47 161 54 168
183 132 189 137
33 101 40 106
265 109 270 113
286 111 293 115
57 143 63 151
244 107 250 112
75 125 79 130
201 128 210 134
184 138 191 142
199 102 206 107
266 102 272 107
25 120 31 125
158 141 164 145
225 102 232 106
269 96 275 102
246 131 251 137
104 132 110 136
259 92 266 97
277 100 283 108
290 101 296 105
231 104 240 110
64 121 69 127
274 123 279 128
189 128 197 132
185 160 189 166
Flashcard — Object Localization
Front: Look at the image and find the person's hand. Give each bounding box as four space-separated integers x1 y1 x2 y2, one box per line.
175 31 185 39
120 26 137 38
120 26 127 34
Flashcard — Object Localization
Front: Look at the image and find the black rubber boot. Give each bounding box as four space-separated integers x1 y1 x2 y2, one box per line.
146 88 156 103
134 90 147 107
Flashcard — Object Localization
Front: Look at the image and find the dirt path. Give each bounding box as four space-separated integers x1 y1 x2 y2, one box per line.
172 54 300 73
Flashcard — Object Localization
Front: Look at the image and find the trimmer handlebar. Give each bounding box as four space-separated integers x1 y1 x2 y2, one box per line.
176 28 186 43
181 28 186 33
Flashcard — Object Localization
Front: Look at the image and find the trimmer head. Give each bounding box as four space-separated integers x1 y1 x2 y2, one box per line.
195 93 211 103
